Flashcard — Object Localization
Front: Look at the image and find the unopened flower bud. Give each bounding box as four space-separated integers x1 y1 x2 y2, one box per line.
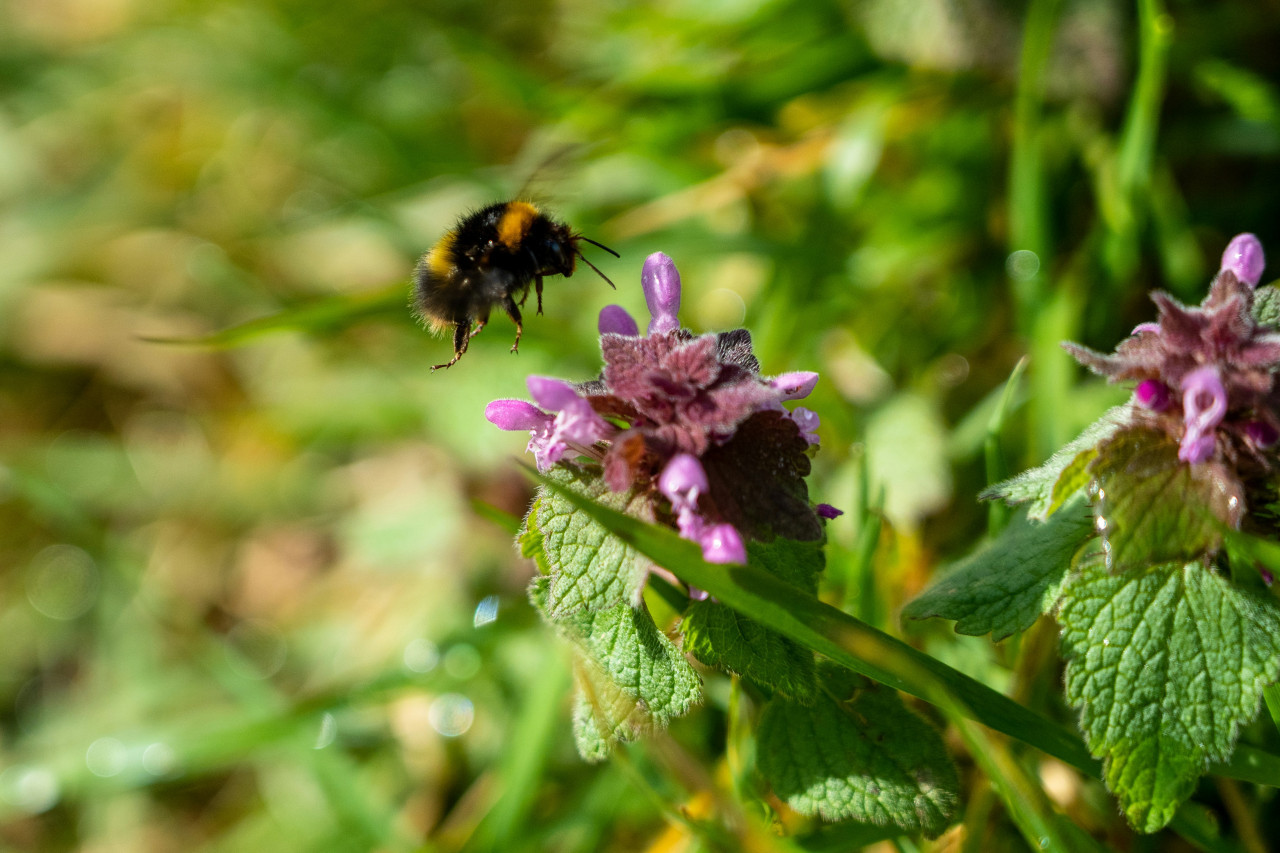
1135 379 1171 412
1221 233 1266 287
699 523 746 564
485 399 551 431
658 453 708 507
598 305 639 336
772 371 820 400
642 252 682 335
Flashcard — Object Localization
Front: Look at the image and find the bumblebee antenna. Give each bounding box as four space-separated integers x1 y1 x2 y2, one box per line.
577 250 616 290
579 236 620 258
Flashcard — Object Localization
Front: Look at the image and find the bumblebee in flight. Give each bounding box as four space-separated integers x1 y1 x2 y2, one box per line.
413 201 618 370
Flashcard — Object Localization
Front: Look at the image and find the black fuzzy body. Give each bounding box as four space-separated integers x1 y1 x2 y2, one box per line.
413 201 578 369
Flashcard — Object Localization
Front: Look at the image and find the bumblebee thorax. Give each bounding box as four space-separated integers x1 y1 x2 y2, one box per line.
496 201 541 251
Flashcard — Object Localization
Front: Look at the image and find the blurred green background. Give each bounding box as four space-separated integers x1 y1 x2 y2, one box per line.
2 0 1279 850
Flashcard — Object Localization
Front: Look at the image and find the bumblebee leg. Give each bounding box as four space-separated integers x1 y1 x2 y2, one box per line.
432 322 472 371
535 275 544 315
502 296 524 354
468 318 487 339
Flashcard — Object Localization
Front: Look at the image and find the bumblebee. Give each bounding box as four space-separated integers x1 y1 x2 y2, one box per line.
413 200 618 370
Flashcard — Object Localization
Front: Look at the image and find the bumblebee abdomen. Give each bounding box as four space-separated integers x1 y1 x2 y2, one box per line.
413 230 473 332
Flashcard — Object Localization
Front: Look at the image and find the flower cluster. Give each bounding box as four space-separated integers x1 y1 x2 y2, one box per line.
1064 233 1280 466
486 252 832 565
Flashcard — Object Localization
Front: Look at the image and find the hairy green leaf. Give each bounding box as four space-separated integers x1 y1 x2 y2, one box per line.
523 466 652 617
903 500 1093 640
683 600 816 700
1091 427 1243 574
528 465 1280 793
530 577 701 761
1252 283 1280 327
747 536 824 595
1060 558 1280 832
982 405 1130 519
758 669 959 837
680 537 824 699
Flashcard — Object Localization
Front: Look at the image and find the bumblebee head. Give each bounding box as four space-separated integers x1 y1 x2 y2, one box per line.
527 214 618 287
540 229 577 277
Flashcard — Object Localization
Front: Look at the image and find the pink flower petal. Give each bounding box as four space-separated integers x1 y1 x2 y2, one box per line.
485 399 551 431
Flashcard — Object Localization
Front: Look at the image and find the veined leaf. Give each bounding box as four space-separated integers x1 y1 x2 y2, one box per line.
758 668 958 837
530 577 701 761
1060 558 1280 832
681 537 825 700
903 499 1093 640
522 466 651 617
1090 427 1243 574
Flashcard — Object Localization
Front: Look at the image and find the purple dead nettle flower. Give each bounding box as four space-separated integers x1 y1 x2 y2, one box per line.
1064 233 1280 466
658 453 744 575
487 251 834 568
1179 367 1227 464
484 377 613 472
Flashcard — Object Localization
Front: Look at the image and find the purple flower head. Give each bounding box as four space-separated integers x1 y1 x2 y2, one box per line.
658 452 708 506
790 407 821 446
1063 234 1280 467
657 453 747 563
1221 233 1265 288
698 523 746 564
485 399 550 432
642 252 682 336
598 304 639 337
527 375 582 411
487 252 831 580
